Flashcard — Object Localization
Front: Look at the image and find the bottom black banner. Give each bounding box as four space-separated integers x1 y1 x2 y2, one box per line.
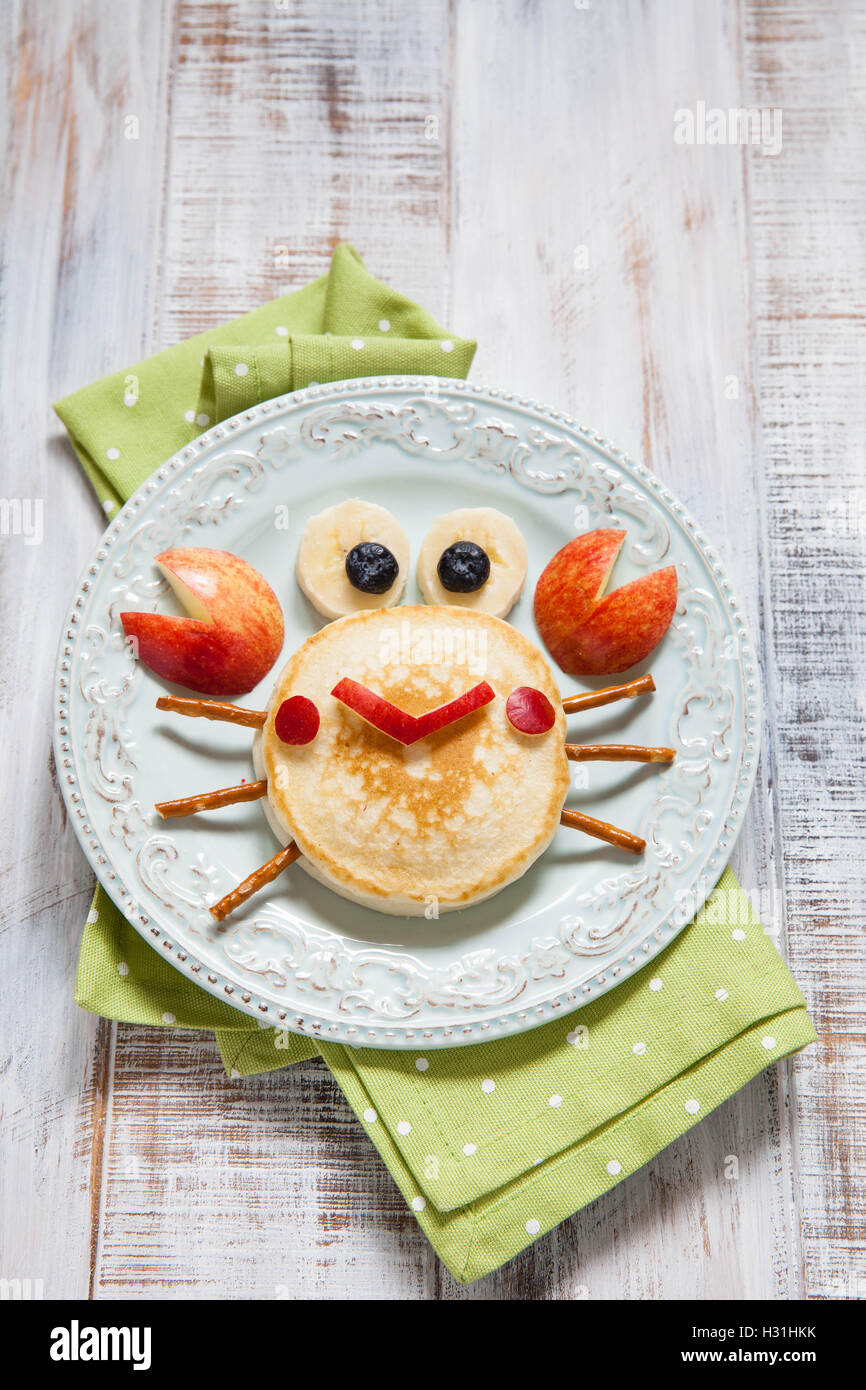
0 1293 856 1375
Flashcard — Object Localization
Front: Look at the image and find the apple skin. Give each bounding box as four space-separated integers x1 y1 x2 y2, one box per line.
331 678 417 744
534 530 625 657
568 566 678 674
534 530 677 675
121 548 284 697
414 681 494 739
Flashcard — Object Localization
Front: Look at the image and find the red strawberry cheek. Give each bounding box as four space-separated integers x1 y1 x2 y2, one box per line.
506 686 556 735
275 695 320 745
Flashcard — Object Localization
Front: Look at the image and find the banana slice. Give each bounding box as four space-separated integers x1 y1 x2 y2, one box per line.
417 508 528 618
296 499 410 620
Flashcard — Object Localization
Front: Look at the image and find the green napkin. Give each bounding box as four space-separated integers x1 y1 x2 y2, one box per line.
55 244 816 1284
57 243 474 515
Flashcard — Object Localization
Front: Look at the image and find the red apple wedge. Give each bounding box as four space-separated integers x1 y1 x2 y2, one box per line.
534 530 625 653
569 567 678 673
121 548 284 697
534 529 677 675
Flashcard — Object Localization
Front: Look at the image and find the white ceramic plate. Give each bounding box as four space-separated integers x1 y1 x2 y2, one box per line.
54 379 760 1049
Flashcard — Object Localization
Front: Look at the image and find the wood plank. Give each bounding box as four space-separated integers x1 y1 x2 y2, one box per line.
743 0 866 1302
157 0 454 341
0 0 174 1298
97 1030 434 1298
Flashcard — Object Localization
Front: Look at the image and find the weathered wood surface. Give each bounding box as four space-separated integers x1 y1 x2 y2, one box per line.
0 0 862 1299
743 0 866 1303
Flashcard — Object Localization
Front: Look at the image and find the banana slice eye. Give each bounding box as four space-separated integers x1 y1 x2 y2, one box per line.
418 508 528 617
296 499 409 619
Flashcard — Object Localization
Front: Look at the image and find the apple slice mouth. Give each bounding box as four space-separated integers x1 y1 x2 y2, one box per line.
331 677 495 746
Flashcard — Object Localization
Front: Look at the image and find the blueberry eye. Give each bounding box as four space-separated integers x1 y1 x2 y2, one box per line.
345 542 400 595
437 541 491 593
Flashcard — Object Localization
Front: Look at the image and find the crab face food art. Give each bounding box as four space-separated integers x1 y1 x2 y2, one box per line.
141 509 676 922
256 606 569 916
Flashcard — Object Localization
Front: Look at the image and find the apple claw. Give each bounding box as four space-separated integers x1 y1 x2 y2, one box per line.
121 548 284 697
534 530 677 675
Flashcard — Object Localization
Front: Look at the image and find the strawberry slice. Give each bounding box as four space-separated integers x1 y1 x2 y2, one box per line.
275 695 320 745
331 678 495 746
506 686 556 735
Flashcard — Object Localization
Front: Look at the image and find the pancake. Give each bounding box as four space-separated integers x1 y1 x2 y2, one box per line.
255 606 569 916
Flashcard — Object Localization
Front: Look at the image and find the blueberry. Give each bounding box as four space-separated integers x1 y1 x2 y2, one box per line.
345 541 399 595
437 540 491 593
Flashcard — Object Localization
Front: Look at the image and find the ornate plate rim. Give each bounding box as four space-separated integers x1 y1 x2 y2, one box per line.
53 376 761 1049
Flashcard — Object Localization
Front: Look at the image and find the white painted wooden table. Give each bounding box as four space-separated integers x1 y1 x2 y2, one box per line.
1 0 863 1300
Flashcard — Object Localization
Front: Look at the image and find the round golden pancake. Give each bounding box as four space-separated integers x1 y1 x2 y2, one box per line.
255 606 569 915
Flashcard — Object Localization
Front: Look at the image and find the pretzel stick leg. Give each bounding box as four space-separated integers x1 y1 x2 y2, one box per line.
560 808 645 854
156 696 266 729
156 779 268 819
565 743 675 764
562 674 655 715
210 842 301 923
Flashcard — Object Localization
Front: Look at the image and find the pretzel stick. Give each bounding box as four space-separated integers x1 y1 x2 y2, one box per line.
156 696 267 728
210 842 301 923
561 674 655 715
560 808 645 854
156 779 268 819
565 743 675 764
